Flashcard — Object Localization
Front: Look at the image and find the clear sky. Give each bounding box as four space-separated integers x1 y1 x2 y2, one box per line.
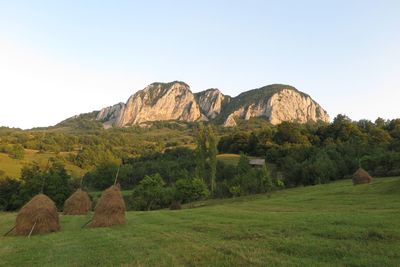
1 0 399 129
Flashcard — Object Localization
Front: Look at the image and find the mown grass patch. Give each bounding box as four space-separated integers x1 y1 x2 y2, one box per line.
0 149 86 179
0 177 399 266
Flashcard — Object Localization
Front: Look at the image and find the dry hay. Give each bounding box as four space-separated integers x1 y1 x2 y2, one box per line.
352 168 373 185
15 194 60 236
63 189 92 215
169 201 182 210
91 185 126 228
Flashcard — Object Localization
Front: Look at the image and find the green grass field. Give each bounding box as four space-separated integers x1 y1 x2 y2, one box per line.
1 177 399 266
217 153 265 166
89 190 133 203
217 153 242 165
0 149 86 179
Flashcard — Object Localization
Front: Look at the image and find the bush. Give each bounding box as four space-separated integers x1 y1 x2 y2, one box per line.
129 173 172 211
5 144 25 159
174 177 209 203
224 154 273 197
0 178 23 211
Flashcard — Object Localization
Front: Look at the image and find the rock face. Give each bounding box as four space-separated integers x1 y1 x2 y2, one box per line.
96 103 125 129
268 89 329 125
195 89 229 119
96 82 329 127
222 88 329 127
97 81 202 127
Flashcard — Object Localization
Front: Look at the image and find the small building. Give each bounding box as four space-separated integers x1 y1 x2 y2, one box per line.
249 158 265 168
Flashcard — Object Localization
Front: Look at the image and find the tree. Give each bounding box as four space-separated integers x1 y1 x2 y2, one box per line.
9 144 24 159
42 159 72 208
207 125 217 195
262 164 273 192
237 153 251 174
274 122 310 145
20 162 43 197
195 123 219 195
84 161 120 190
19 158 72 209
247 133 259 154
0 178 22 211
131 173 169 211
174 177 209 203
195 123 207 181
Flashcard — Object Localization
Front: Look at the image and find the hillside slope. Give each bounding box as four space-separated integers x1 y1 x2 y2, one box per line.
1 177 399 266
0 150 86 178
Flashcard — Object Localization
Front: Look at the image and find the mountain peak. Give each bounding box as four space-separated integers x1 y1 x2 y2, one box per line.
219 84 329 127
148 81 189 88
195 88 229 119
94 82 329 128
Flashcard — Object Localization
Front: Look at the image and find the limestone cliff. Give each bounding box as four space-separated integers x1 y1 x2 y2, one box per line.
96 103 125 129
98 81 202 127
221 86 329 127
95 82 329 128
195 89 229 119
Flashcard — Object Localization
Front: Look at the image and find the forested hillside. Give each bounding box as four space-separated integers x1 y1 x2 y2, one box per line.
1 115 399 212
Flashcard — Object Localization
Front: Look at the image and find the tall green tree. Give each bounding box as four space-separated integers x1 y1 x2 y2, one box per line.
262 164 273 192
207 125 217 195
195 123 207 181
237 153 251 174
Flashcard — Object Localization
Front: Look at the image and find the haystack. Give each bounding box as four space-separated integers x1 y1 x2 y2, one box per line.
91 185 125 228
170 201 182 210
352 168 373 185
63 189 92 215
15 194 60 236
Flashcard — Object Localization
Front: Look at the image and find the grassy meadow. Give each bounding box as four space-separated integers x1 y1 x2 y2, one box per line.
217 154 265 166
0 149 86 179
217 153 242 166
0 177 399 266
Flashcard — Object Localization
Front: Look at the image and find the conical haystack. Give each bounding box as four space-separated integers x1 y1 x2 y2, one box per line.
352 168 373 185
91 185 126 228
63 189 92 215
15 194 60 235
170 201 182 210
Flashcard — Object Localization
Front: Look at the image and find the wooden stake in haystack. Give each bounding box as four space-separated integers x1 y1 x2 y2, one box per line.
90 167 126 228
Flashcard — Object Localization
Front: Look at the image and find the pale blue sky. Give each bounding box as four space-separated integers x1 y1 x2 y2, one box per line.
0 0 399 129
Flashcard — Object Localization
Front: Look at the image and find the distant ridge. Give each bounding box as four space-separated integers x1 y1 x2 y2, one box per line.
72 81 330 128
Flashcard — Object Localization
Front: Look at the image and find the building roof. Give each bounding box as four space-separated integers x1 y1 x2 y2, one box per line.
249 158 265 166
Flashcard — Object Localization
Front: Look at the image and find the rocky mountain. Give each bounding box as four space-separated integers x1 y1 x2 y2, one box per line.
96 82 202 127
95 81 329 128
194 89 230 119
96 102 125 128
216 84 330 127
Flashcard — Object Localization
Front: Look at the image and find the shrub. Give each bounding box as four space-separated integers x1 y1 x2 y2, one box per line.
0 178 23 211
130 173 171 210
174 177 209 203
8 144 25 159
